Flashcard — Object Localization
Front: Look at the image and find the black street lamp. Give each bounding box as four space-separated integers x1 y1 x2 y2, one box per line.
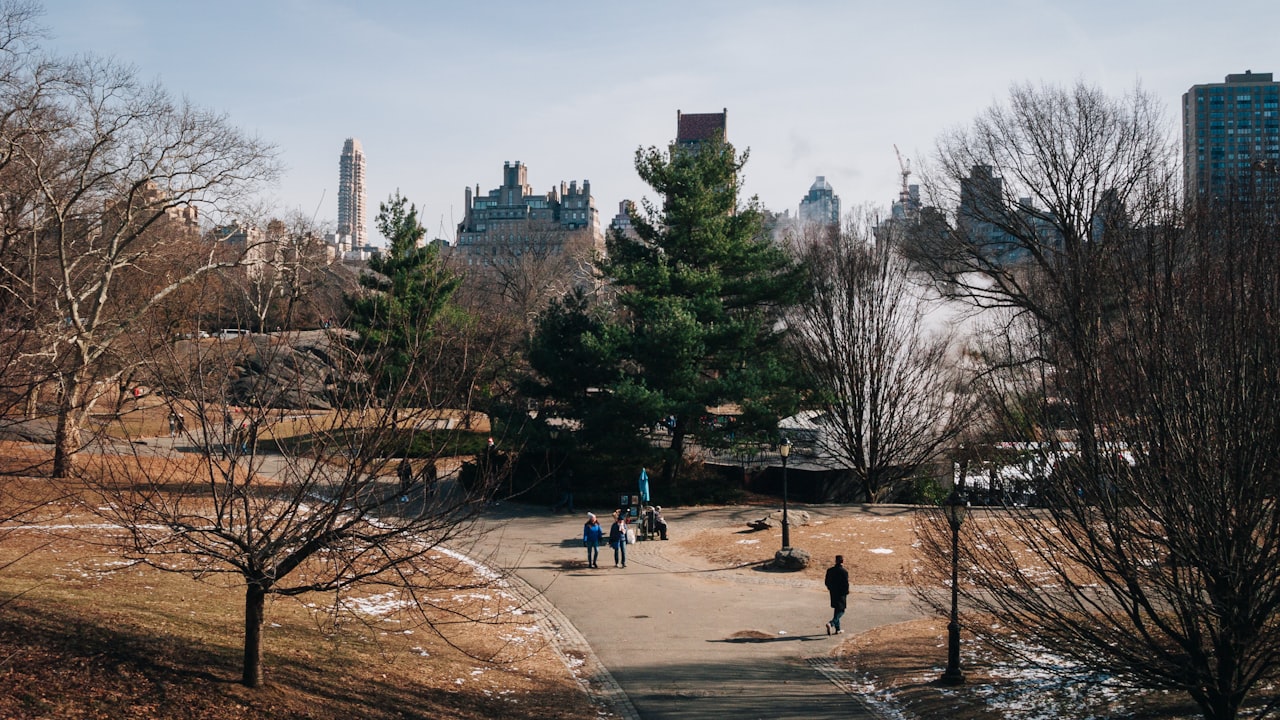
548 426 559 476
779 437 792 549
940 470 969 685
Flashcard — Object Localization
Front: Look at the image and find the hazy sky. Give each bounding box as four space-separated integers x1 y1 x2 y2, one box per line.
39 0 1279 244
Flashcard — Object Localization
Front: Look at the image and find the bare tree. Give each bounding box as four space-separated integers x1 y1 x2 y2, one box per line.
216 212 338 333
87 273 508 688
446 223 602 418
912 82 1280 720
913 81 1177 465
1 49 277 475
787 212 971 501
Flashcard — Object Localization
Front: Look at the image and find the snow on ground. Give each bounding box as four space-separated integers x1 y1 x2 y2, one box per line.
961 641 1200 719
342 591 414 617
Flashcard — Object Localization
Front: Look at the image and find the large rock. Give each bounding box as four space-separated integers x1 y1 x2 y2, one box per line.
220 331 348 410
747 509 811 531
773 546 811 571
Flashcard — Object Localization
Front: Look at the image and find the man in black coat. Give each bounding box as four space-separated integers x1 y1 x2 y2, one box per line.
824 555 849 635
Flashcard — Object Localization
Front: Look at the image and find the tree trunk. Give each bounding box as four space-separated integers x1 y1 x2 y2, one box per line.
661 420 686 491
24 382 38 420
53 374 85 478
242 584 266 687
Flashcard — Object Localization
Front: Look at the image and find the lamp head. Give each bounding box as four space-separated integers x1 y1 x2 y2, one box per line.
945 487 970 527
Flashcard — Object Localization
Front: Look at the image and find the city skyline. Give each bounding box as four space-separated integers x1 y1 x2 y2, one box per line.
40 0 1279 245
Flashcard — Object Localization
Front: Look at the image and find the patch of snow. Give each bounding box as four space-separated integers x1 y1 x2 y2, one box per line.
342 592 412 617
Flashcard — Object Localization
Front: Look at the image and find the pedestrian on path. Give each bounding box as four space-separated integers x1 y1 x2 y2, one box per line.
398 459 413 502
168 411 178 437
608 510 628 568
824 555 849 635
582 512 603 568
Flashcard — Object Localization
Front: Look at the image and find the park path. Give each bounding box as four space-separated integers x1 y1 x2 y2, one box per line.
476 503 925 720
136 430 924 719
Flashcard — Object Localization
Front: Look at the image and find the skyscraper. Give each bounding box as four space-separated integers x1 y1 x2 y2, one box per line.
337 138 366 249
1183 71 1280 204
798 176 840 227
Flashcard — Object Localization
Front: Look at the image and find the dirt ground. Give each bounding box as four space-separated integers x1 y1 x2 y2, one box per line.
675 506 924 587
672 506 1207 720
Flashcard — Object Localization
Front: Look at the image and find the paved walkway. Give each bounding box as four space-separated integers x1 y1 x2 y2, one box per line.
477 503 924 720
132 433 923 718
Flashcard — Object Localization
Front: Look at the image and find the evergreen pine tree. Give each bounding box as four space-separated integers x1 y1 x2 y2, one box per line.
345 192 461 399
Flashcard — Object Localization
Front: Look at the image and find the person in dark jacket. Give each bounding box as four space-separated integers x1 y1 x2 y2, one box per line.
582 512 603 568
824 555 850 635
608 510 628 568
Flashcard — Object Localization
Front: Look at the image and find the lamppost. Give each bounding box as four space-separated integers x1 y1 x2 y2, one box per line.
779 437 792 549
548 427 558 477
940 468 969 685
518 404 539 498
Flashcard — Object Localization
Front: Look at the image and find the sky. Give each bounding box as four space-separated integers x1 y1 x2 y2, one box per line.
38 0 1280 245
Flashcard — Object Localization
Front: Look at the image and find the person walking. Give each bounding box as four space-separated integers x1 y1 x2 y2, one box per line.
608 510 628 568
582 512 603 568
824 555 850 635
397 459 413 502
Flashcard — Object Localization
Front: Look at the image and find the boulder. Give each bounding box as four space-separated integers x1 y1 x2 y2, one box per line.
747 509 811 531
220 331 347 410
773 546 811 571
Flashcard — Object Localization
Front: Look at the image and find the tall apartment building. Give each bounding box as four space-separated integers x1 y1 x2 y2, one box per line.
1183 71 1280 203
676 108 727 150
955 164 1063 262
798 176 841 227
609 200 637 240
336 137 366 250
453 161 604 269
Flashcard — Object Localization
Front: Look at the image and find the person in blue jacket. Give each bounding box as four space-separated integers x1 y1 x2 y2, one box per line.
582 512 603 568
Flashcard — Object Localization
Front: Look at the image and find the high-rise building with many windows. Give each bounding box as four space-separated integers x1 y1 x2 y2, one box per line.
1183 71 1280 204
798 176 840 228
337 137 366 250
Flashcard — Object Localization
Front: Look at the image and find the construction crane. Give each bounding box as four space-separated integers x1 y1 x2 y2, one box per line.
892 144 917 221
893 144 912 207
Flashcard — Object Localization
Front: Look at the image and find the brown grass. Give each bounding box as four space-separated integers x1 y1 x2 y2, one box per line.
88 400 490 444
674 506 923 587
0 444 595 720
